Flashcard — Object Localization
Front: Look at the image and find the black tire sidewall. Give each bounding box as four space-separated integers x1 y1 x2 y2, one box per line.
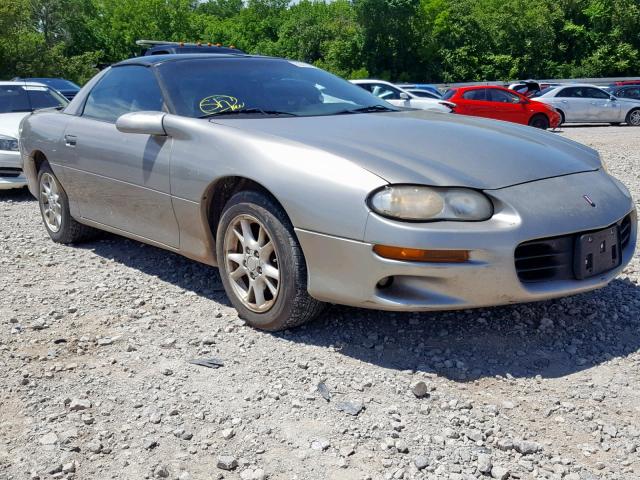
529 114 549 130
37 164 72 242
216 191 302 331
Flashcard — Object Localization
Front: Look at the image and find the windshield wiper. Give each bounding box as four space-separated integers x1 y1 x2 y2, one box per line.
199 108 297 118
335 105 397 115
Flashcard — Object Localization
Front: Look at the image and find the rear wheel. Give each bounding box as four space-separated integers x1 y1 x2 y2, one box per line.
37 163 99 243
626 108 640 126
556 109 565 125
528 114 550 130
216 190 325 331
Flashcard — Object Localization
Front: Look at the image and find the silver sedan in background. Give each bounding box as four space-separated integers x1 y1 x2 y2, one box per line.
533 84 640 126
19 54 636 331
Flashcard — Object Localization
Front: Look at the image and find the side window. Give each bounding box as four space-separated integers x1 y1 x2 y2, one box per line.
556 87 577 98
622 88 640 99
583 87 609 99
462 89 486 101
488 89 520 103
369 84 402 100
83 66 164 123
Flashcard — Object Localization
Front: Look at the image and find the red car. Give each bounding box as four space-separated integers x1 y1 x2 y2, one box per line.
442 85 561 130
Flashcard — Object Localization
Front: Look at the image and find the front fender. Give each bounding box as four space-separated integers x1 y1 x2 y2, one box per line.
164 115 387 242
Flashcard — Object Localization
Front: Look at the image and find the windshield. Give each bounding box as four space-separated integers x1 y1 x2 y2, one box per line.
0 85 68 113
442 88 457 100
27 78 80 90
157 58 396 118
532 86 556 98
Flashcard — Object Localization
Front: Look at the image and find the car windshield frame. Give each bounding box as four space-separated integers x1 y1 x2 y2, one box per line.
0 84 69 114
25 78 80 90
155 57 399 119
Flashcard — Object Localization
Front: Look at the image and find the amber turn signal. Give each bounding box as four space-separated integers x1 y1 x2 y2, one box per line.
373 245 470 263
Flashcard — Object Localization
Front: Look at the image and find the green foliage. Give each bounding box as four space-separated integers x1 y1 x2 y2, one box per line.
1 0 639 84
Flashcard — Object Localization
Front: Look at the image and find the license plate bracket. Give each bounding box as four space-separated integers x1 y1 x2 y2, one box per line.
574 226 621 280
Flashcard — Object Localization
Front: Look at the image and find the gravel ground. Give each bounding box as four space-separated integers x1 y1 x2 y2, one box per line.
1 125 639 480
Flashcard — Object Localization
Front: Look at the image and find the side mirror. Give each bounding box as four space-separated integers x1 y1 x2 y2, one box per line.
521 97 530 104
610 95 617 101
116 111 167 136
399 92 410 100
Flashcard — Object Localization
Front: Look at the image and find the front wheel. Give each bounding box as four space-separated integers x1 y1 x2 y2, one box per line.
37 163 99 243
528 114 550 130
216 190 325 331
626 109 640 126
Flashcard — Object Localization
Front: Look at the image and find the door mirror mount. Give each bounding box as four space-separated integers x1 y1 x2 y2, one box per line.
116 111 167 136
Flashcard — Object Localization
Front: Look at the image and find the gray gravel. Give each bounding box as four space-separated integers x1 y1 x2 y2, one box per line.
1 125 639 480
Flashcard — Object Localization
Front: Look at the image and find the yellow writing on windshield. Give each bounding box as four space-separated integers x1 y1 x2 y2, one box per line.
199 95 245 114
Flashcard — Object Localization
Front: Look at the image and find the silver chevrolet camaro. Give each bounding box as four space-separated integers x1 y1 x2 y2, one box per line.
20 54 637 331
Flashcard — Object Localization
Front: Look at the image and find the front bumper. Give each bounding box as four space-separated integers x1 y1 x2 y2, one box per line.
0 150 27 190
297 171 636 311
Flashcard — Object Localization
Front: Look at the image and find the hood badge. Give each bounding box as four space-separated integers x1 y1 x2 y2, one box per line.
583 195 596 208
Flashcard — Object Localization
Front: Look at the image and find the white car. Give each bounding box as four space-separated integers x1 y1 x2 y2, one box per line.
533 84 640 126
0 82 68 189
350 80 451 113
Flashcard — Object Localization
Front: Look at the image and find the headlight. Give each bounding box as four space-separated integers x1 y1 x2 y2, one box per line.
368 185 493 221
0 135 19 152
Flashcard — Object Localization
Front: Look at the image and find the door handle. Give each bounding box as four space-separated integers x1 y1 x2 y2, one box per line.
64 134 77 147
560 100 569 104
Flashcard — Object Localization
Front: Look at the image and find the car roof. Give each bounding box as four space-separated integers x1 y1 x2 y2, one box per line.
456 85 511 91
350 79 394 85
0 81 48 87
113 53 259 67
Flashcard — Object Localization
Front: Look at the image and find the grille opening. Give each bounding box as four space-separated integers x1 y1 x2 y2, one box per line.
515 236 574 282
0 168 21 178
515 214 632 283
620 215 631 249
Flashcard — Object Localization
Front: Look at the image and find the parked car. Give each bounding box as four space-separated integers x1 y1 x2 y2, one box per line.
350 80 451 112
137 39 244 55
605 85 640 101
403 88 441 100
442 85 561 129
1 81 67 190
533 84 640 126
609 80 640 87
397 83 442 98
13 78 81 101
20 54 636 331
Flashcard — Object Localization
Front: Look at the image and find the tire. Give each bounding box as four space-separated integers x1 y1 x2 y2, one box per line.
37 163 99 243
216 190 325 331
528 114 550 130
626 108 640 126
556 109 565 125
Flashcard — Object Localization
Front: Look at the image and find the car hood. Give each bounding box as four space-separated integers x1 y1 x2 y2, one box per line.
0 112 29 139
212 110 601 190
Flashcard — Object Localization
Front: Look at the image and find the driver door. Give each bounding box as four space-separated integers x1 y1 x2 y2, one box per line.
582 87 622 122
60 65 180 248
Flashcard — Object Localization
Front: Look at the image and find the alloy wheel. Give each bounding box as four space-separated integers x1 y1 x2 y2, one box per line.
629 110 640 126
223 214 280 313
40 173 62 233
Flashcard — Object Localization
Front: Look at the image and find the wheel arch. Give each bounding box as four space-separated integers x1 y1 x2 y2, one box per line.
23 149 49 196
626 107 640 125
202 176 296 260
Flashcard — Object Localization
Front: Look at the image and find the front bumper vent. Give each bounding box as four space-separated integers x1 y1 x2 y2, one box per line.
515 214 632 283
0 167 22 178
